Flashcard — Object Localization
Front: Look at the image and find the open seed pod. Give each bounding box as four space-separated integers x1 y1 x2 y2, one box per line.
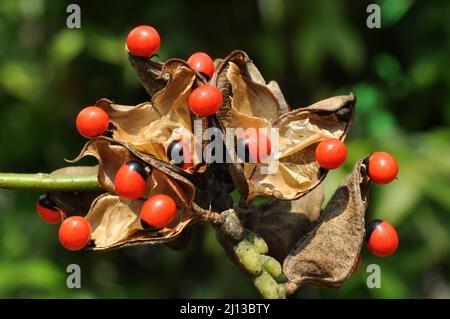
213 50 355 201
217 158 370 297
69 137 200 251
96 57 212 173
242 184 324 262
128 54 170 97
283 158 370 293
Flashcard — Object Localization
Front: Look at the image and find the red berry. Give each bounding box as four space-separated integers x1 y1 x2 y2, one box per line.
188 85 223 117
36 194 65 224
366 219 398 257
187 52 215 78
114 161 148 200
140 194 177 229
167 140 193 170
315 139 347 169
76 106 109 138
352 255 362 273
237 132 271 163
59 216 91 251
368 151 398 184
126 25 160 57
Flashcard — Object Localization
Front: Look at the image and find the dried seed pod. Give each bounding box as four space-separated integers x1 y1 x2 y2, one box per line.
213 50 356 202
243 184 324 262
283 158 370 294
69 137 146 193
68 137 202 251
96 58 210 173
266 81 290 115
127 54 169 97
50 47 373 299
213 51 281 199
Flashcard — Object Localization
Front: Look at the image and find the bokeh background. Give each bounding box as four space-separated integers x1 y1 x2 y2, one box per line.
0 0 449 298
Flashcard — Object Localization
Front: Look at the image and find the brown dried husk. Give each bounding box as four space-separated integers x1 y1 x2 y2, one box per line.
243 184 324 262
96 58 210 173
69 137 199 251
283 159 369 293
128 55 169 97
214 50 355 202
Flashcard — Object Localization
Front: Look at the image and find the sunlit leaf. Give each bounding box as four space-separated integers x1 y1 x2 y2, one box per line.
49 30 85 66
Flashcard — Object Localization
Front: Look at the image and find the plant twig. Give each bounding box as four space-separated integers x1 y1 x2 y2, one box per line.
192 202 225 225
0 173 101 192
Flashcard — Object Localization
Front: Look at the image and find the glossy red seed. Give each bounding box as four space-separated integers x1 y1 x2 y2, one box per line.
126 25 161 57
140 194 177 229
76 106 109 138
315 139 347 169
367 220 399 257
187 52 215 78
36 195 64 224
59 216 91 251
368 152 399 184
188 85 223 117
114 161 147 200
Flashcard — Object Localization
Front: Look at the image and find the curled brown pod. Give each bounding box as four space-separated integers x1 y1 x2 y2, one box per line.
96 58 211 174
283 158 370 293
213 50 356 202
68 137 203 251
218 158 370 297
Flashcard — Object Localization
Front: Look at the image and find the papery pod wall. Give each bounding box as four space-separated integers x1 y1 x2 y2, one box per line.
7 30 400 299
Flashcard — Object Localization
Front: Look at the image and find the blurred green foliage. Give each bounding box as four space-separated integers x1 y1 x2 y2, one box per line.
0 0 449 298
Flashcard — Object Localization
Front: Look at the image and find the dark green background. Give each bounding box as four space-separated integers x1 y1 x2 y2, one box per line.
0 0 449 298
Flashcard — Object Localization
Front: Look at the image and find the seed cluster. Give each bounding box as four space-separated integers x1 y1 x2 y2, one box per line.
34 24 401 296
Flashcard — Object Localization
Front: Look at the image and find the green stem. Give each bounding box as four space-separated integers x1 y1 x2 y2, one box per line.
0 173 101 192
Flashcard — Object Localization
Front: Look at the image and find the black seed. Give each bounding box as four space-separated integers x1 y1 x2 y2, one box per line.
103 129 113 138
86 239 96 248
317 167 328 178
336 107 352 121
38 194 58 211
366 219 382 243
126 161 148 180
167 140 185 167
141 220 160 233
199 72 210 80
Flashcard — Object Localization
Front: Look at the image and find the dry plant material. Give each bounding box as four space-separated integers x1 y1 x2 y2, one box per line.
213 50 356 202
96 59 209 173
243 185 324 262
69 137 199 251
47 47 377 299
283 159 369 293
